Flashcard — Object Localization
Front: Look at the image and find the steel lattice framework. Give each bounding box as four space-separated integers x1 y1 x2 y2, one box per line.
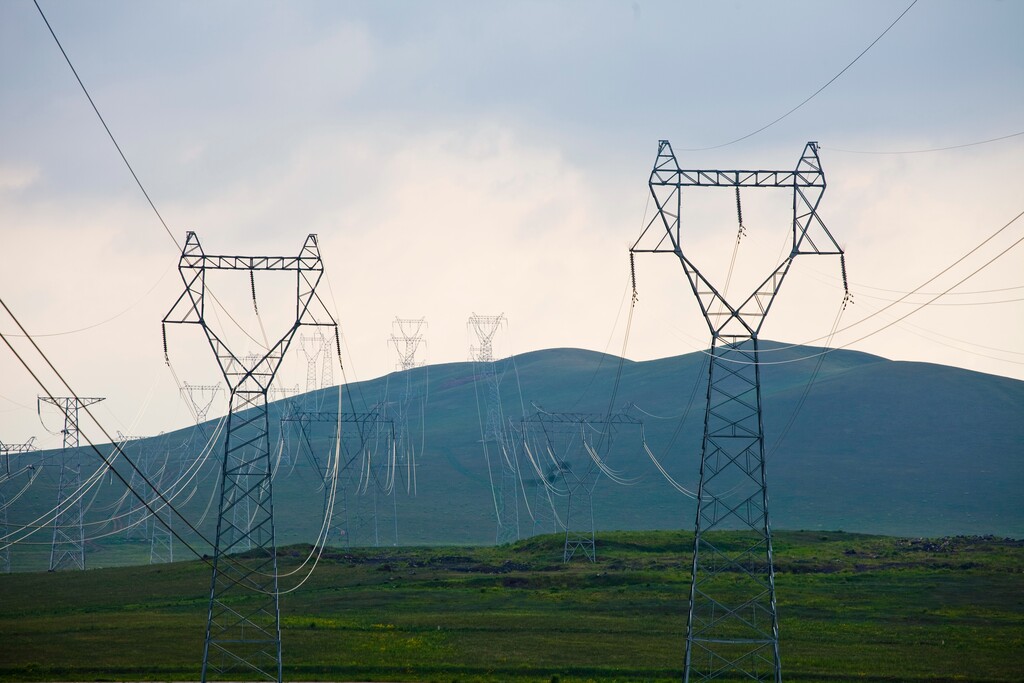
163 231 336 682
1 437 37 479
389 317 427 477
521 409 641 562
632 140 845 682
38 396 104 571
1 438 38 573
469 313 519 545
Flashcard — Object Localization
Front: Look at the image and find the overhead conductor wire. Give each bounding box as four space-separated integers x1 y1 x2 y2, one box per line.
679 0 918 151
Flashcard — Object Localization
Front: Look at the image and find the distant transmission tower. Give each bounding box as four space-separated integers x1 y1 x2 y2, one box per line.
389 317 426 473
163 231 337 682
522 409 641 562
38 396 104 571
469 313 519 545
1 437 37 479
181 382 223 444
1 438 38 573
281 408 395 547
631 140 847 681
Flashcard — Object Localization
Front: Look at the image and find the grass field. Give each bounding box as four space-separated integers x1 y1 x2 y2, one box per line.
1 530 1022 682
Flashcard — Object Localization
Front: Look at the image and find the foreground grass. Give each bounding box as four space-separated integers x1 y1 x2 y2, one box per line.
1 530 1022 682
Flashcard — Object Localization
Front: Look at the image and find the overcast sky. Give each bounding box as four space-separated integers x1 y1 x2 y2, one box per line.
1 0 1022 447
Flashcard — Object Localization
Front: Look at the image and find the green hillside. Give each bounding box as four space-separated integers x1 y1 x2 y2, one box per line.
1 531 1021 682
3 345 1022 572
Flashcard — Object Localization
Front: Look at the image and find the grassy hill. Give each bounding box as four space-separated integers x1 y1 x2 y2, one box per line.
1 530 1021 681
3 345 1023 571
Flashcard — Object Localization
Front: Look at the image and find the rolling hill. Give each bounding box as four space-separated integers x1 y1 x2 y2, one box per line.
3 344 1022 571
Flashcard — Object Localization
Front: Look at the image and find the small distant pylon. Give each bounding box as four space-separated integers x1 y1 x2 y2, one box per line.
389 317 426 481
1 438 39 573
522 409 641 562
300 332 336 396
468 313 519 545
181 382 222 444
39 396 104 571
1 437 37 479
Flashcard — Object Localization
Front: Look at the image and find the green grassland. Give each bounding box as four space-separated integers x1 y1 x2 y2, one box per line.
1 530 1022 682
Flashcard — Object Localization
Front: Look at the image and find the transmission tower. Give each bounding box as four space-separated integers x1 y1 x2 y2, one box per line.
163 231 336 682
469 313 519 545
522 409 642 562
1 438 38 573
631 140 847 681
38 396 104 571
281 408 395 547
181 382 223 444
1 437 37 479
388 316 426 502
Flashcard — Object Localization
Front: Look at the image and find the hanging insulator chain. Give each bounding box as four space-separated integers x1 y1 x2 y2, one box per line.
735 187 747 239
335 328 344 369
840 253 853 310
629 251 639 304
162 324 169 364
249 271 259 315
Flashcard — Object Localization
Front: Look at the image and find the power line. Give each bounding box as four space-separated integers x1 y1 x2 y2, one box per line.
824 130 1024 155
32 0 179 252
679 0 918 152
0 297 214 558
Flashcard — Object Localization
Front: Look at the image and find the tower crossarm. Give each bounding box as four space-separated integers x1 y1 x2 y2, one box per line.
522 410 641 426
651 168 823 188
0 437 38 454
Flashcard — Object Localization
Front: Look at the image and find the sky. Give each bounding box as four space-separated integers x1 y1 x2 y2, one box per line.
1 0 1022 448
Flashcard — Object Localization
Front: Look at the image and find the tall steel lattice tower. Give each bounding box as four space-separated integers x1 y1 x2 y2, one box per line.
38 396 104 571
632 141 846 681
163 232 337 682
469 313 519 545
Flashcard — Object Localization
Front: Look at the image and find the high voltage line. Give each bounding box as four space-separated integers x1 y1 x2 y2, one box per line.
679 0 919 151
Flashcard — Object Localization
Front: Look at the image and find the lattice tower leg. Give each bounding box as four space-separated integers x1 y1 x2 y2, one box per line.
562 468 598 563
1 492 9 573
684 337 780 682
201 390 282 682
496 447 520 545
49 447 86 571
151 516 174 564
